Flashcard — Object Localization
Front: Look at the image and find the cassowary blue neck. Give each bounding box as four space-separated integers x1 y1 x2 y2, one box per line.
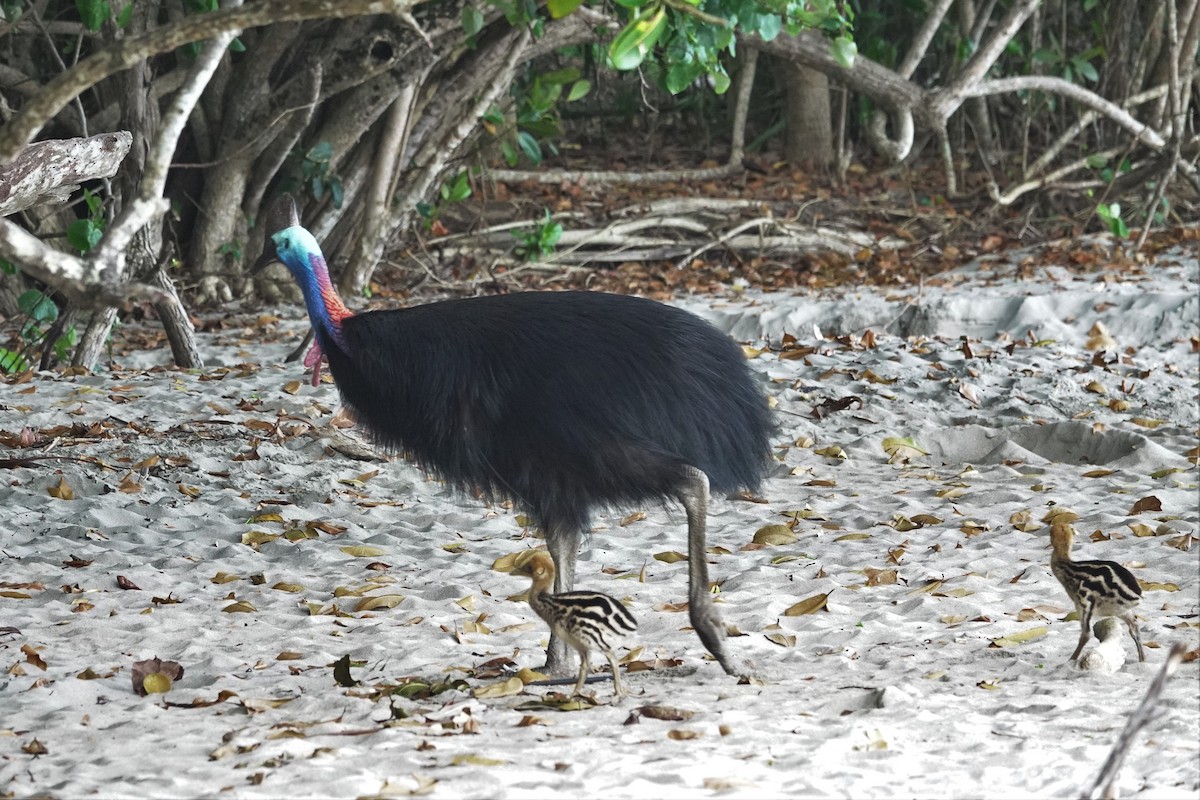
295 251 352 349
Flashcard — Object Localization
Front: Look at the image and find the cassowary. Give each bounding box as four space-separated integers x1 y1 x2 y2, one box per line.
257 216 772 678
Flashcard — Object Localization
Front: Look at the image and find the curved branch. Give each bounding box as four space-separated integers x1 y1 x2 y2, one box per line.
961 76 1166 148
0 0 417 162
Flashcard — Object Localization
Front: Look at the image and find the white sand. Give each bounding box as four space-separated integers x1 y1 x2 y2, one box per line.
2 240 1197 798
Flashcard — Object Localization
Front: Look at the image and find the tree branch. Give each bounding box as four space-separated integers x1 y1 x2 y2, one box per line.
0 132 131 215
0 0 418 162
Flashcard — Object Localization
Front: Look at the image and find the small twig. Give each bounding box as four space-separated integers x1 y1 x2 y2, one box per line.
1085 642 1189 800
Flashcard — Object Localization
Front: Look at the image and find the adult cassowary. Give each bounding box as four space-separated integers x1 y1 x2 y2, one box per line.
258 213 772 679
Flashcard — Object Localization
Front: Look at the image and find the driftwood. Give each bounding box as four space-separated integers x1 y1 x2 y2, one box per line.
0 132 131 216
426 199 904 266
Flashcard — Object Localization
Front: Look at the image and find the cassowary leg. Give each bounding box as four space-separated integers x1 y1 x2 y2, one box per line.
1069 608 1093 661
542 519 579 677
1122 612 1146 662
677 466 741 677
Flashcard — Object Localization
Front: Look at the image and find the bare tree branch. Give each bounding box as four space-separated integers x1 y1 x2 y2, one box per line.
0 0 418 162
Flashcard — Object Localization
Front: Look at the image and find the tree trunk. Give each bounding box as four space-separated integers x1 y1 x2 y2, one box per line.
783 62 833 166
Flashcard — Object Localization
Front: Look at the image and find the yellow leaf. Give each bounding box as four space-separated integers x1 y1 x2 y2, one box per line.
355 594 405 612
210 571 240 584
989 626 1048 648
881 436 929 463
752 525 797 546
1042 508 1079 524
653 551 689 563
48 477 75 500
936 486 967 499
1084 381 1107 395
455 595 476 612
177 483 200 498
1130 417 1163 429
283 380 302 395
276 651 304 660
863 568 897 586
834 533 871 541
782 592 830 616
1138 581 1180 592
764 632 796 647
940 615 968 625
142 673 173 694
451 758 506 767
222 601 257 613
1009 510 1040 532
241 531 280 547
341 545 386 558
1081 469 1114 478
667 729 702 740
473 677 524 699
813 445 846 460
620 511 647 527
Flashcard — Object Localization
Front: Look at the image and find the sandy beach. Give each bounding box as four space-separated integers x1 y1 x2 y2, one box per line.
1 237 1197 799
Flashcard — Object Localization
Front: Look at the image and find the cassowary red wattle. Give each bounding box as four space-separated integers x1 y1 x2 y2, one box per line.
260 222 773 678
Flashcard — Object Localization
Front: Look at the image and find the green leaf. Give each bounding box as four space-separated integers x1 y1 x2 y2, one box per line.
832 36 857 69
0 348 29 373
307 141 333 163
540 67 581 85
66 220 102 254
755 14 782 42
1075 60 1098 83
547 0 584 17
608 6 667 71
116 1 132 28
76 0 110 32
18 291 58 323
667 61 704 94
566 79 591 102
54 326 78 363
461 5 484 36
229 37 246 53
516 131 542 165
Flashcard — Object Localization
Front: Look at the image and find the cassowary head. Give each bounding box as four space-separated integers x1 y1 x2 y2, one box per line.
256 226 325 282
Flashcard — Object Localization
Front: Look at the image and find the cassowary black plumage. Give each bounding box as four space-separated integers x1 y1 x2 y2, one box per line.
259 216 772 678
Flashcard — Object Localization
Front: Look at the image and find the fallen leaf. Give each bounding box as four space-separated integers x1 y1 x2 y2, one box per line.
653 551 688 563
782 592 830 615
989 626 1048 648
882 436 929 463
752 525 797 546
1129 495 1162 515
48 477 75 500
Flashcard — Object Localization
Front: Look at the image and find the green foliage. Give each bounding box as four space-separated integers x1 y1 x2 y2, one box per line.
512 210 563 261
1032 38 1103 84
593 0 852 93
415 170 475 230
66 189 105 254
440 171 473 204
1096 203 1129 238
218 240 244 261
281 142 345 209
489 66 591 167
0 289 76 374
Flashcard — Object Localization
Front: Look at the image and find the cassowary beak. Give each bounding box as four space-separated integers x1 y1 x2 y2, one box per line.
251 241 280 275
